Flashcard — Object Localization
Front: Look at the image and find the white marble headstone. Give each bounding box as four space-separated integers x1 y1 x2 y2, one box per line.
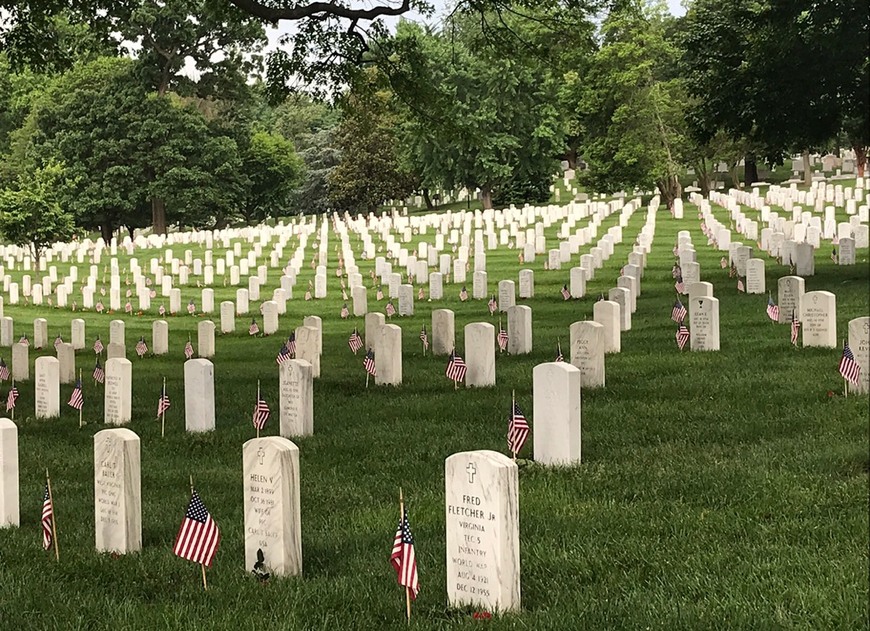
93 428 141 554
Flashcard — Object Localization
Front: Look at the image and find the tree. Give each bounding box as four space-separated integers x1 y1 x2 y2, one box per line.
680 0 870 183
0 162 76 269
328 70 416 214
578 0 689 208
391 19 563 209
238 130 303 223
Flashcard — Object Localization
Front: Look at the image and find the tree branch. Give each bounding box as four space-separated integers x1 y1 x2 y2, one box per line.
227 0 411 23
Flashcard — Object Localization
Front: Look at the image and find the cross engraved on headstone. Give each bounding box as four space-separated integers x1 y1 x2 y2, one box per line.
257 446 265 466
466 462 477 483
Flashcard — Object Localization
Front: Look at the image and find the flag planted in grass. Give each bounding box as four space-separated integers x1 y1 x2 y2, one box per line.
376 286 384 301
188 300 196 315
249 319 260 336
277 344 292 364
674 276 686 295
488 295 497 315
184 340 195 360
497 324 508 352
93 358 105 384
766 296 780 322
419 326 428 352
67 378 83 411
340 303 349 319
54 334 63 350
790 311 801 346
349 329 364 354
390 509 419 600
676 321 690 351
385 300 396 318
19 335 29 347
363 349 377 377
136 337 148 358
555 342 564 362
252 395 270 430
838 340 861 385
0 359 8 382
561 284 570 301
508 400 530 456
42 484 54 551
459 286 468 302
6 385 18 412
286 332 297 355
671 299 687 323
446 351 467 384
173 489 221 567
737 278 745 293
157 390 171 418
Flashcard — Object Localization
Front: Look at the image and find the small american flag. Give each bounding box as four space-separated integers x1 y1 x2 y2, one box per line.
671 264 681 279
96 301 104 313
42 484 54 550
304 289 312 301
6 386 18 411
340 303 350 319
839 340 862 385
791 311 801 346
93 358 105 384
342 289 349 301
54 334 63 349
125 302 132 314
363 349 377 376
94 337 104 354
737 278 745 293
766 296 780 322
561 284 570 300
67 378 83 411
418 287 425 300
173 490 221 567
385 301 396 318
376 287 384 301
0 359 9 381
253 395 270 430
459 286 468 301
446 351 467 383
158 304 166 316
249 319 260 336
419 326 429 352
184 340 194 360
555 342 564 362
497 326 508 352
136 337 148 357
831 248 838 264
676 321 690 350
277 344 292 364
671 299 687 323
720 257 727 269
349 329 364 354
508 400 530 455
157 391 171 418
488 295 497 315
390 509 419 599
19 335 29 347
187 300 196 315
672 245 679 256
286 332 297 355
674 277 686 294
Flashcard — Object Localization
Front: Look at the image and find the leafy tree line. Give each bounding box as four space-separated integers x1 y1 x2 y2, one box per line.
0 0 866 241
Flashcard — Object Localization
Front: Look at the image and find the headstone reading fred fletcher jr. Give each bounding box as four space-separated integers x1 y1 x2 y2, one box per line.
445 450 520 612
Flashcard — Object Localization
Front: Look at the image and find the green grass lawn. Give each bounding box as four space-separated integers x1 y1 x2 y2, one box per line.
0 197 867 630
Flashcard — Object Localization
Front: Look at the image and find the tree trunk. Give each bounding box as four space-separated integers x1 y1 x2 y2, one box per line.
127 225 135 240
151 196 167 235
744 154 758 186
657 175 682 210
803 149 812 187
100 221 113 243
728 163 743 191
480 185 493 210
565 147 578 170
696 158 711 197
422 188 434 210
854 144 867 177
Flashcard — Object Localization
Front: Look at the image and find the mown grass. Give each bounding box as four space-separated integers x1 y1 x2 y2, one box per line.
0 196 867 630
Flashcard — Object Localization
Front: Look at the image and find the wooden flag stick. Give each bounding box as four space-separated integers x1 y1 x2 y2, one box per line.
201 563 208 591
256 380 261 439
399 488 411 624
161 377 167 438
10 378 14 422
78 369 83 429
46 469 59 562
511 389 517 461
366 371 370 389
